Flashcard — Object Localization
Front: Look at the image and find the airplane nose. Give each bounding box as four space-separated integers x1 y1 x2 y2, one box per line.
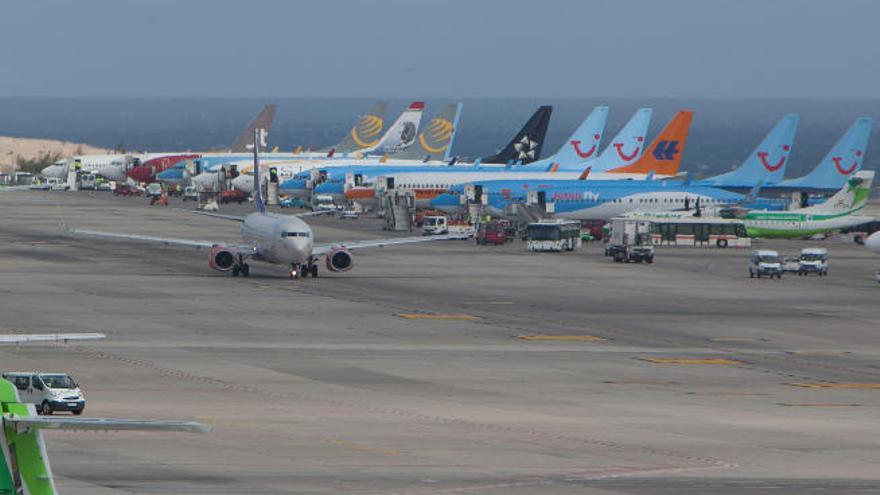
867 232 880 253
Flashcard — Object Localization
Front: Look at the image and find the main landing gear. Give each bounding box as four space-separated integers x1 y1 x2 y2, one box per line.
232 254 250 277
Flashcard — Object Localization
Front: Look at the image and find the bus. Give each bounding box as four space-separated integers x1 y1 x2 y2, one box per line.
650 217 750 248
526 220 582 252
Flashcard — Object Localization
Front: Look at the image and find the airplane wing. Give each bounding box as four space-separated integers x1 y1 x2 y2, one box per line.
3 416 211 434
69 228 257 254
182 209 246 222
312 234 467 256
0 333 106 344
293 210 336 218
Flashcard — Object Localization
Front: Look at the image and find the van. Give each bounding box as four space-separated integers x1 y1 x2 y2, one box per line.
422 216 449 235
798 248 828 276
2 372 85 415
749 250 782 279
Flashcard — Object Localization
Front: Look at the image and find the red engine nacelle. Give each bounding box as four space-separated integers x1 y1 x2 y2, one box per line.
325 246 354 272
209 246 236 272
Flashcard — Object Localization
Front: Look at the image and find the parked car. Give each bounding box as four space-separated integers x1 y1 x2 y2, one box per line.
114 184 143 196
476 222 507 245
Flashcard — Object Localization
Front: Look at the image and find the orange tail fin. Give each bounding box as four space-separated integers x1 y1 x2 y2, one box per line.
607 110 693 176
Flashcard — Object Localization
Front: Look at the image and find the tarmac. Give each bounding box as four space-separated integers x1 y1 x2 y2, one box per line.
1 190 879 494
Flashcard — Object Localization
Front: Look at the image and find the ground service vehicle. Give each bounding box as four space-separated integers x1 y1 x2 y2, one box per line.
146 183 163 198
314 194 338 212
3 372 85 415
527 220 582 252
220 189 248 204
798 247 828 276
476 222 507 245
423 216 449 235
183 186 199 201
80 173 97 190
606 218 653 262
749 250 783 278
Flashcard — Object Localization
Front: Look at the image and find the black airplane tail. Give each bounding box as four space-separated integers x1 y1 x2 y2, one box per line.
229 104 278 153
481 105 552 164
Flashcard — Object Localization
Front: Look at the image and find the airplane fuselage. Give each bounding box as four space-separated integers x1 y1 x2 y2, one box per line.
241 213 313 266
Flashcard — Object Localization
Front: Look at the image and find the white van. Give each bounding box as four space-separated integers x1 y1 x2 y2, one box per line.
798 248 828 276
749 250 783 279
2 372 85 415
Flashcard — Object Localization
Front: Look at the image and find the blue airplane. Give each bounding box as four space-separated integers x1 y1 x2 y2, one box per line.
430 177 788 220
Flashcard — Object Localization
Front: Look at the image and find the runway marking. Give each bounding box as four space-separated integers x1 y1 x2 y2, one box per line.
710 337 767 343
326 437 406 457
397 313 480 321
640 358 744 365
789 382 880 389
778 403 862 407
518 335 606 342
603 380 679 385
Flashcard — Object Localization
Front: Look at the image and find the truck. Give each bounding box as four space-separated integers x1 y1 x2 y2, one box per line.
605 218 654 263
798 247 828 276
422 215 449 235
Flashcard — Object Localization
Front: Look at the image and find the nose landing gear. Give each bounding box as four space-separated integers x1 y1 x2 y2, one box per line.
290 262 318 280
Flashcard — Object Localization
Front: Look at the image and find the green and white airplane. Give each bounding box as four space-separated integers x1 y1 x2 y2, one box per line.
743 170 875 238
0 333 210 494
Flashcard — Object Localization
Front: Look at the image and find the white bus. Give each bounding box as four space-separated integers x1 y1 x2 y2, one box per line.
649 217 750 248
526 221 582 252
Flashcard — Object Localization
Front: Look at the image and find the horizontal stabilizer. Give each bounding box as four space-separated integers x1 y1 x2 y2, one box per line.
4 416 211 434
0 333 106 344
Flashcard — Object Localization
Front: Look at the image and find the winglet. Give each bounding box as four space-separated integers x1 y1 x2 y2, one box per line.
607 110 693 176
578 166 591 180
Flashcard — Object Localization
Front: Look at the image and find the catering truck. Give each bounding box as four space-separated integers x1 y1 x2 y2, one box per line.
605 217 654 263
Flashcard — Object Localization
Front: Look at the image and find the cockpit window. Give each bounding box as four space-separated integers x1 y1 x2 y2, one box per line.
282 232 310 238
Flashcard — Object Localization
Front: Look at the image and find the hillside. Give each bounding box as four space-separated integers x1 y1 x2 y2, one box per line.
0 135 111 174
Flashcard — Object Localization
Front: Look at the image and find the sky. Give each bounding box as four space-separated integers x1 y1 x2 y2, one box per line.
1 0 878 99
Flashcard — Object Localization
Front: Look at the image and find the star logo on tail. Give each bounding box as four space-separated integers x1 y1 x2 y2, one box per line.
514 135 539 161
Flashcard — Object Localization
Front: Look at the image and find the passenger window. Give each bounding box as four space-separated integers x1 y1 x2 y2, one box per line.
14 377 29 391
31 375 43 390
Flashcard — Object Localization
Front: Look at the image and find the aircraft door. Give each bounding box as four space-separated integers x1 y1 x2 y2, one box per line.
473 185 483 205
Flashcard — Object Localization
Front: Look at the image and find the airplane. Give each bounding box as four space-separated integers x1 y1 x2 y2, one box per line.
132 101 389 185
739 170 875 238
866 230 880 254
70 130 465 279
694 114 799 192
179 101 428 190
42 104 278 181
0 332 209 495
224 102 463 196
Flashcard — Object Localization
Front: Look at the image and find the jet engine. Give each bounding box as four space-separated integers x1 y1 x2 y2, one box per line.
325 246 354 272
209 246 236 271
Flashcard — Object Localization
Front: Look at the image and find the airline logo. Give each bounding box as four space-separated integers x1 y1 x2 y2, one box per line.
652 140 680 161
351 114 384 148
570 134 601 158
515 135 539 161
832 149 862 175
615 136 644 162
419 117 455 154
757 144 790 172
551 190 600 202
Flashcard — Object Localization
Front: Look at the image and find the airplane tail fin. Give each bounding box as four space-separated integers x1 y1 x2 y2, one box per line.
607 110 693 176
370 102 425 155
593 108 653 172
551 106 609 165
780 117 874 190
481 106 552 164
229 104 277 153
703 114 799 186
320 100 389 153
389 103 462 161
803 170 874 215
